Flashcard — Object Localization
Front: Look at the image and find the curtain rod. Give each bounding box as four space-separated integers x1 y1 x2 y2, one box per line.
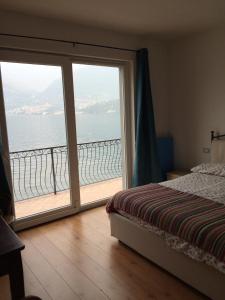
0 33 137 53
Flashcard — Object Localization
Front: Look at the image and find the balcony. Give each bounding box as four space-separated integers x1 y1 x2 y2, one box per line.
10 139 122 218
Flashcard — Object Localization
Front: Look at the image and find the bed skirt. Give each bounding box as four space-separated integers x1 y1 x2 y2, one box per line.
110 213 225 300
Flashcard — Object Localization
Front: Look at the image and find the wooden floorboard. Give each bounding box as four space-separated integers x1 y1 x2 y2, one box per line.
0 206 208 300
22 263 52 300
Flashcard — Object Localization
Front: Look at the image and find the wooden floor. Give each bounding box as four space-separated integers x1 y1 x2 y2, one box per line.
0 207 208 300
15 178 122 219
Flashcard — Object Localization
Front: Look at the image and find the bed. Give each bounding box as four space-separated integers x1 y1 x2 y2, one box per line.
107 132 225 300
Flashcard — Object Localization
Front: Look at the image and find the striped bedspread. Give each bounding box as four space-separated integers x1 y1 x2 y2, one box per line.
106 184 225 262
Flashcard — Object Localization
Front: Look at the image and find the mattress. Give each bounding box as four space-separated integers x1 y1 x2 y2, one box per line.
107 173 225 274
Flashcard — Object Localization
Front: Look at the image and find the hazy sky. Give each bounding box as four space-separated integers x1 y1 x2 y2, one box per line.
0 62 117 93
0 62 62 92
0 63 89 92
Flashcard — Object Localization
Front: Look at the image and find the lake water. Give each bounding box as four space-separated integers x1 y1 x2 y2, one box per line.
7 113 121 152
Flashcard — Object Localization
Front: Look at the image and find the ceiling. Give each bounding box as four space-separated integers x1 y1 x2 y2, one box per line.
1 0 225 36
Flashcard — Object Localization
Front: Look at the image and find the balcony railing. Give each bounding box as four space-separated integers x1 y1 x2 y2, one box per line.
10 139 122 201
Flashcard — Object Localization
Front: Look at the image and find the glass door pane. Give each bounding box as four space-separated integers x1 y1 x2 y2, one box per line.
72 63 123 205
0 62 71 219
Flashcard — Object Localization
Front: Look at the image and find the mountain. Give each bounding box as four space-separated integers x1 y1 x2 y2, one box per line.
3 82 36 110
3 66 120 116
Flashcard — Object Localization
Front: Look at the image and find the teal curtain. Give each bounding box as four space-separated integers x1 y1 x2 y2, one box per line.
132 48 162 187
0 133 12 217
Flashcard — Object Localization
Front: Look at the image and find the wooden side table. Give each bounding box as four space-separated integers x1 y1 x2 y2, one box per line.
166 170 190 180
0 216 25 300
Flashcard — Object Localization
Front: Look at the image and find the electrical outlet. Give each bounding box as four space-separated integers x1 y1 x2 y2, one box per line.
203 148 210 153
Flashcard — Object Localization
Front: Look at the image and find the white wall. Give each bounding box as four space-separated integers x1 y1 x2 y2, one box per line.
2 11 225 171
0 10 169 136
168 28 225 169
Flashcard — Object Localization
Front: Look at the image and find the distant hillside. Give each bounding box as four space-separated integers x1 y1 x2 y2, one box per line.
3 82 36 110
3 66 120 115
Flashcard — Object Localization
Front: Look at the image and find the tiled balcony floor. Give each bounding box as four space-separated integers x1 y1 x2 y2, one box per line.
15 177 122 219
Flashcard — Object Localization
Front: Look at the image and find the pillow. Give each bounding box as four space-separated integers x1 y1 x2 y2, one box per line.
191 163 225 177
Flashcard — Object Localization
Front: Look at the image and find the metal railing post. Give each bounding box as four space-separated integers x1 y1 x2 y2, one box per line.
50 147 57 195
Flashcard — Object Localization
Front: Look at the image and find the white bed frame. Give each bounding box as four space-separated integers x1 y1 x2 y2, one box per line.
110 213 225 300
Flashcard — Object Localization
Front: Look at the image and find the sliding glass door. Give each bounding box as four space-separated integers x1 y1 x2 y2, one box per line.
0 60 74 219
0 49 131 227
72 63 123 205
